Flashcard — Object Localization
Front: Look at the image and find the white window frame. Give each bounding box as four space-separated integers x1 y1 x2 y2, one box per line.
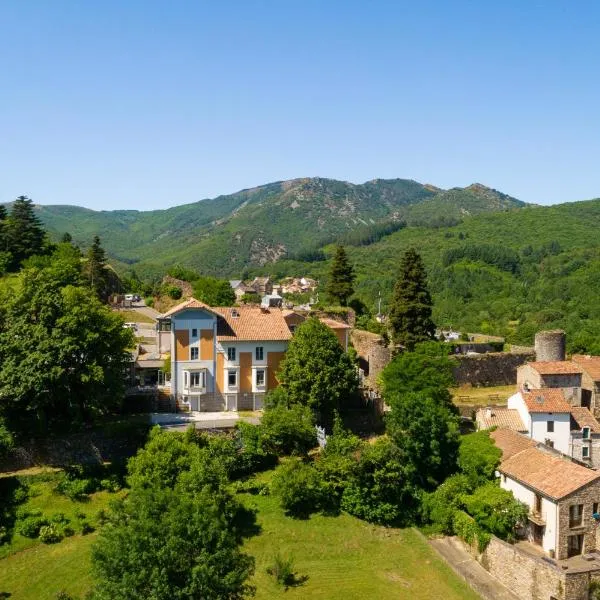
255 346 264 361
184 370 206 391
227 347 236 361
583 427 591 440
190 347 199 360
256 369 266 387
227 369 238 390
583 445 590 459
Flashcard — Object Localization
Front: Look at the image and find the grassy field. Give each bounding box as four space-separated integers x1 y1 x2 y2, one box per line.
0 466 480 600
112 309 155 324
450 384 514 406
239 471 479 600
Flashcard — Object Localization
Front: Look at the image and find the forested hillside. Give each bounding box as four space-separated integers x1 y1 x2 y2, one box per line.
32 177 523 277
266 199 600 352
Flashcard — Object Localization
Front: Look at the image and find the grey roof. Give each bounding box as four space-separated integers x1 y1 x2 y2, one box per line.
229 280 243 288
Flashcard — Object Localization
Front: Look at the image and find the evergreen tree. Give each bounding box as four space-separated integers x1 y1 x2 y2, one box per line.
61 232 73 243
0 205 9 274
326 245 355 306
85 235 109 301
388 248 435 349
5 196 46 270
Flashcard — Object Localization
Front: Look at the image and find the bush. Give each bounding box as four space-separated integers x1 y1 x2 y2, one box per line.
95 509 109 526
50 512 70 525
62 525 75 537
271 460 325 517
39 523 64 544
266 552 296 588
422 474 472 534
100 476 122 493
235 421 278 476
340 437 418 526
164 284 182 300
458 431 502 487
452 510 490 552
17 515 49 538
80 520 95 535
260 404 316 456
55 477 95 500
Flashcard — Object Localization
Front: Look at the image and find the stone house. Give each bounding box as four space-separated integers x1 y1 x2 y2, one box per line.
249 276 273 296
229 280 251 301
492 429 600 560
517 360 583 405
572 354 600 414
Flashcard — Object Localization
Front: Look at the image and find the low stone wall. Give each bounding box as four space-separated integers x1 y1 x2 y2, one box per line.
349 329 393 389
459 536 600 600
451 351 535 387
0 422 151 473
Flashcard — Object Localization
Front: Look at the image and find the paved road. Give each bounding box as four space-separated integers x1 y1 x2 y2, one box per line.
429 536 520 600
130 301 162 321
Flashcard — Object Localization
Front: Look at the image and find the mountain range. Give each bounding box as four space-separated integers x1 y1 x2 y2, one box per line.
33 177 525 277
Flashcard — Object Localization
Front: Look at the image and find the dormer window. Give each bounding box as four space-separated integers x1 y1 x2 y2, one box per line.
583 427 591 439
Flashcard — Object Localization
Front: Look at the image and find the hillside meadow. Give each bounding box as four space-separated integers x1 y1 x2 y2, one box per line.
0 465 479 600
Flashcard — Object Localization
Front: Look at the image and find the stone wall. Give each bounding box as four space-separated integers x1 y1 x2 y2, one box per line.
0 422 151 473
452 351 536 387
461 536 598 600
349 329 393 389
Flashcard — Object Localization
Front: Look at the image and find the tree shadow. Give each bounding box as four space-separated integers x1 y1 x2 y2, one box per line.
283 573 309 590
232 504 261 541
0 476 28 546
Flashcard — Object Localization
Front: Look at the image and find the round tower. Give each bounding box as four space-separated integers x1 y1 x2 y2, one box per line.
534 330 566 362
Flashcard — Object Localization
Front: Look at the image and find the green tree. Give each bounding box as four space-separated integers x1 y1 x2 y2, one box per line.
193 275 236 306
326 245 355 306
386 392 460 490
379 342 455 409
92 428 255 600
458 431 502 487
340 437 418 525
388 248 435 349
85 235 110 301
5 196 47 270
0 205 10 274
0 251 134 433
276 318 358 427
259 403 316 456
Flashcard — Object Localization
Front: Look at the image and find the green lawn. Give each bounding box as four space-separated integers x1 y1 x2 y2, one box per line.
451 384 514 406
113 309 156 324
238 471 479 600
0 467 480 600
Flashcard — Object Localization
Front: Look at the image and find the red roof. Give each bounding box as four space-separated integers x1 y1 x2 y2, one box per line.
214 306 292 342
527 361 583 375
161 298 218 317
572 355 600 382
523 389 571 413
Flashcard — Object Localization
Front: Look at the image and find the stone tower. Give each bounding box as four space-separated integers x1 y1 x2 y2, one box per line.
534 330 566 362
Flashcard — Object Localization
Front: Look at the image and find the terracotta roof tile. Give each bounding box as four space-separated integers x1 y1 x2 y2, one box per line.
319 318 352 330
527 361 583 375
570 407 600 433
499 447 600 500
476 408 527 432
161 298 218 318
214 306 292 342
523 389 571 413
490 428 537 460
572 355 600 382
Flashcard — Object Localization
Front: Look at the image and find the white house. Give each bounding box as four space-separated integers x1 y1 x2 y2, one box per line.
491 428 600 560
507 388 572 454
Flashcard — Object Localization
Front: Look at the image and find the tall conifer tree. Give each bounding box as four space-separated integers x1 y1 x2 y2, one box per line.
326 245 355 306
6 195 46 269
389 248 435 349
86 235 109 300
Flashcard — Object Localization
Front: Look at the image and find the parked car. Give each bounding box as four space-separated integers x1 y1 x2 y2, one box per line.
124 294 134 301
123 322 138 331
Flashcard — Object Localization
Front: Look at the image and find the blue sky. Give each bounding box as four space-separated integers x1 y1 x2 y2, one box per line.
1 1 599 210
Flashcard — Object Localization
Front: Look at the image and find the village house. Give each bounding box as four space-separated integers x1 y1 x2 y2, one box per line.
491 428 600 560
229 280 250 301
153 298 352 412
572 354 600 413
248 276 273 296
517 360 583 405
476 389 600 468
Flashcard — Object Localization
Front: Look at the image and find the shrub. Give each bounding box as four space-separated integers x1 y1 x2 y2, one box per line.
340 437 418 526
80 520 95 535
422 474 472 534
235 422 278 476
17 515 49 538
95 509 109 526
39 523 64 544
164 284 182 300
100 476 122 493
50 512 70 525
62 525 75 537
266 553 295 588
260 404 316 456
458 431 502 487
452 510 490 551
271 460 325 518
